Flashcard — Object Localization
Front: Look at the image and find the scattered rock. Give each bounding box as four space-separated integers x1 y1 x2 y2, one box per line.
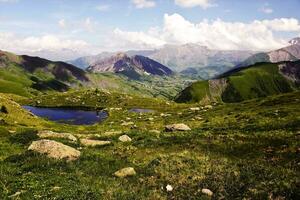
80 139 111 147
118 135 132 142
190 107 200 111
121 122 134 126
28 139 80 161
166 184 173 192
165 123 191 132
114 167 136 178
148 117 154 121
204 105 213 109
38 130 77 142
201 188 213 196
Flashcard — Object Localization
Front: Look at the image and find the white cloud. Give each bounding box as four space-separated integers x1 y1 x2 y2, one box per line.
112 13 300 51
96 4 110 12
175 0 216 9
260 18 300 31
112 28 165 50
260 3 273 14
131 0 156 9
0 32 89 53
57 18 98 33
58 19 66 28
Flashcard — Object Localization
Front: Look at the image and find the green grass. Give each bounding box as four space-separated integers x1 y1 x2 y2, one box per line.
0 91 299 199
222 63 293 102
176 62 297 103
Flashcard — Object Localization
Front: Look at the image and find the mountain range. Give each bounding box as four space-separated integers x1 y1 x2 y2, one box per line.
69 43 256 79
87 53 173 79
236 37 300 69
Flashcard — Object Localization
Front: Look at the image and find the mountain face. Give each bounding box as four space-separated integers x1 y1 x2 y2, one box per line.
238 37 300 68
87 53 173 78
69 43 255 79
0 50 88 96
175 60 300 103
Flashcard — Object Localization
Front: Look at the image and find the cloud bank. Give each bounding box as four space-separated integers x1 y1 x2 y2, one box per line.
112 13 300 51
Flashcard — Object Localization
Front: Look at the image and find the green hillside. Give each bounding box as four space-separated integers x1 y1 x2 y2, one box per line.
176 61 299 103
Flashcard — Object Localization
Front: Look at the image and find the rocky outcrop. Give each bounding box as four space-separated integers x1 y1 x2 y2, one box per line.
28 139 80 161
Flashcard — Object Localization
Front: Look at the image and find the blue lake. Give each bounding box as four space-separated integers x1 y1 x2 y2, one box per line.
23 106 108 125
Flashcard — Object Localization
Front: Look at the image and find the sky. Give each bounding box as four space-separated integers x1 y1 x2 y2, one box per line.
0 0 300 60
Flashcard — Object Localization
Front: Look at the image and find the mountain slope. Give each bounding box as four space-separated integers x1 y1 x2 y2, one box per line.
238 37 300 68
0 50 89 96
175 61 300 103
87 53 173 79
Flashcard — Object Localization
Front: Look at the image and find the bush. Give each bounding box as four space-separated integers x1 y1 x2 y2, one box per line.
0 105 8 114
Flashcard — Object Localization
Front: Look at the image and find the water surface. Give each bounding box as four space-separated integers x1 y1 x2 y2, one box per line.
23 106 108 125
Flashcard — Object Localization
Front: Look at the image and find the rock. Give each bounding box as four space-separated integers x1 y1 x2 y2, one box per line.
148 117 154 121
201 188 213 196
190 107 200 111
166 184 173 192
118 135 132 142
80 139 111 147
204 105 213 109
165 124 191 132
28 140 80 161
121 122 134 126
114 167 136 178
38 130 77 142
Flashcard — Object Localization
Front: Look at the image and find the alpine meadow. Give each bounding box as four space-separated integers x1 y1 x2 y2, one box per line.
0 0 299 199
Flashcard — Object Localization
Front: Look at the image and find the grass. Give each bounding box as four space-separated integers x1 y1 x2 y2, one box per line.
176 62 297 103
0 90 299 199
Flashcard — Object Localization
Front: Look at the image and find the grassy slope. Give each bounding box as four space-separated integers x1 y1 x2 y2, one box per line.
176 62 297 103
0 91 299 199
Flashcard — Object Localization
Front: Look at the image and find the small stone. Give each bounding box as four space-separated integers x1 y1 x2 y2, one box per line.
28 139 80 161
165 123 191 132
114 167 136 178
202 188 213 196
80 139 111 147
121 122 134 126
118 135 132 142
148 118 154 121
204 105 213 109
190 107 200 111
166 184 173 192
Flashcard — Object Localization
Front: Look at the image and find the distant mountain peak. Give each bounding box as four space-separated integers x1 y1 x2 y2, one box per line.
289 37 300 45
87 53 173 78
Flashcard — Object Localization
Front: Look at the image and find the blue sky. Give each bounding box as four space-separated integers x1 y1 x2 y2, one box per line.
0 0 300 60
